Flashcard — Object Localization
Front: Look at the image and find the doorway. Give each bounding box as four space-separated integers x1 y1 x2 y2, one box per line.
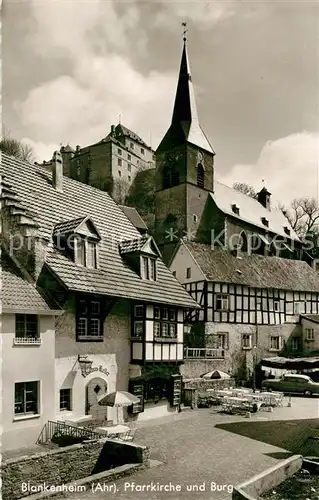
85 377 108 421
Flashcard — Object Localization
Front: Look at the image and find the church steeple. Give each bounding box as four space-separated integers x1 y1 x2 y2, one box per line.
157 40 215 155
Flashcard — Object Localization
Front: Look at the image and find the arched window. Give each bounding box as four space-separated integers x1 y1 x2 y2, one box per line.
250 234 266 256
239 231 248 253
197 163 205 188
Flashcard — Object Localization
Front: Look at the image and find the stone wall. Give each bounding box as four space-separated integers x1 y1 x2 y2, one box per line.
2 439 150 500
183 377 234 391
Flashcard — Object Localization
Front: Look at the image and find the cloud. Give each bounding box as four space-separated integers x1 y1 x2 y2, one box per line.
15 0 176 156
154 0 236 30
22 137 60 163
218 131 319 206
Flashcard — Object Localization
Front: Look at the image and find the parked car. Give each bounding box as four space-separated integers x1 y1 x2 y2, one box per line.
262 374 319 396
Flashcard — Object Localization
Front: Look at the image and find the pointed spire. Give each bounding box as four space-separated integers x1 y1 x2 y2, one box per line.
157 39 215 155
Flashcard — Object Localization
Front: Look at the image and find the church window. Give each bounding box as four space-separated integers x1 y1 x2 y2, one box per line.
197 163 205 188
239 231 248 253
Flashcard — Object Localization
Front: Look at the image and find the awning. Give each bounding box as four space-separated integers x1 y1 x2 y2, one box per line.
261 356 319 370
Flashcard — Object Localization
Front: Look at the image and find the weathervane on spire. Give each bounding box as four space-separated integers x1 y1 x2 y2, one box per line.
182 21 188 42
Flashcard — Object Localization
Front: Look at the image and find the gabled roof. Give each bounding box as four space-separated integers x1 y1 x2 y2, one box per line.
119 205 148 233
212 181 300 241
157 42 215 155
119 235 161 257
114 124 151 149
1 153 198 309
182 241 319 292
0 251 60 313
301 314 319 324
53 215 101 239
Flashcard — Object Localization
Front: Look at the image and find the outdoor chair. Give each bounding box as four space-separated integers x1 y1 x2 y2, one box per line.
120 428 137 442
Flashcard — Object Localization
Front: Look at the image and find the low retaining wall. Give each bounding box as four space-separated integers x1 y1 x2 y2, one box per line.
232 455 303 500
2 439 150 500
183 378 234 391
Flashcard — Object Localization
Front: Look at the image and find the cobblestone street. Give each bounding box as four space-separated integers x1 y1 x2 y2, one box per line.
69 396 319 500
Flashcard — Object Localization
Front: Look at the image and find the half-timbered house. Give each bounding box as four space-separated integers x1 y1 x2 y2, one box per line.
170 241 319 380
0 151 198 450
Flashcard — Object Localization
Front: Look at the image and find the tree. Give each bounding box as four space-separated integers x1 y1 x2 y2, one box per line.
0 130 35 163
233 182 256 198
280 197 319 236
112 178 130 205
126 169 156 231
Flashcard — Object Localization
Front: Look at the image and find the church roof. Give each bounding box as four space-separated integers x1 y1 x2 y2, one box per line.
183 242 319 292
1 153 198 309
157 42 215 155
119 205 148 233
212 181 300 241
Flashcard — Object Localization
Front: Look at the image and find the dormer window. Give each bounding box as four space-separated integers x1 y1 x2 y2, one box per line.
261 217 269 227
75 238 97 268
53 216 101 269
231 203 240 215
119 235 160 281
141 256 156 280
284 226 290 236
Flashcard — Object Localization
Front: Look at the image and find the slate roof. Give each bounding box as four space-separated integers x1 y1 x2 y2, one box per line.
53 216 88 236
157 42 214 155
184 242 319 292
119 235 149 254
212 181 300 241
119 205 148 233
115 124 150 149
1 251 57 312
1 154 198 308
301 314 319 324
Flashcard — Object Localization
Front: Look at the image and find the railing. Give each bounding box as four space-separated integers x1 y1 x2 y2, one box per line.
13 337 41 345
36 420 106 444
184 347 225 359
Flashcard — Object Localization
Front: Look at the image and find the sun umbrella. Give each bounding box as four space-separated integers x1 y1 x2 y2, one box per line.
200 370 231 380
97 391 139 423
97 391 139 406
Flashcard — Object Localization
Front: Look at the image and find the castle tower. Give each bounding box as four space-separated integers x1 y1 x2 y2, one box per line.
155 39 215 262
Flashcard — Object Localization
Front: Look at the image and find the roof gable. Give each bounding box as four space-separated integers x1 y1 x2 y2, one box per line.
54 216 101 240
119 235 161 258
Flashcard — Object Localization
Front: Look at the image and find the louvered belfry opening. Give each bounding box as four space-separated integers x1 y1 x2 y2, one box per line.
197 163 204 188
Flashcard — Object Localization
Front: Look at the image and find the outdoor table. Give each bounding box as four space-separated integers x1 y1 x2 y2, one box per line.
95 424 130 437
211 390 234 396
221 396 263 414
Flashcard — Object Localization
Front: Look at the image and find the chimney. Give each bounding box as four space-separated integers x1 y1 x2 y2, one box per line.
52 150 63 192
76 145 81 152
257 186 271 210
110 124 115 136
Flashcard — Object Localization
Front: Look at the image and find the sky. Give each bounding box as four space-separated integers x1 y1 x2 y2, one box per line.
3 0 319 207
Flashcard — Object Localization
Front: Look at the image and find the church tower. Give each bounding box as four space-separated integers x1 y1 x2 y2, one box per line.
155 38 215 262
